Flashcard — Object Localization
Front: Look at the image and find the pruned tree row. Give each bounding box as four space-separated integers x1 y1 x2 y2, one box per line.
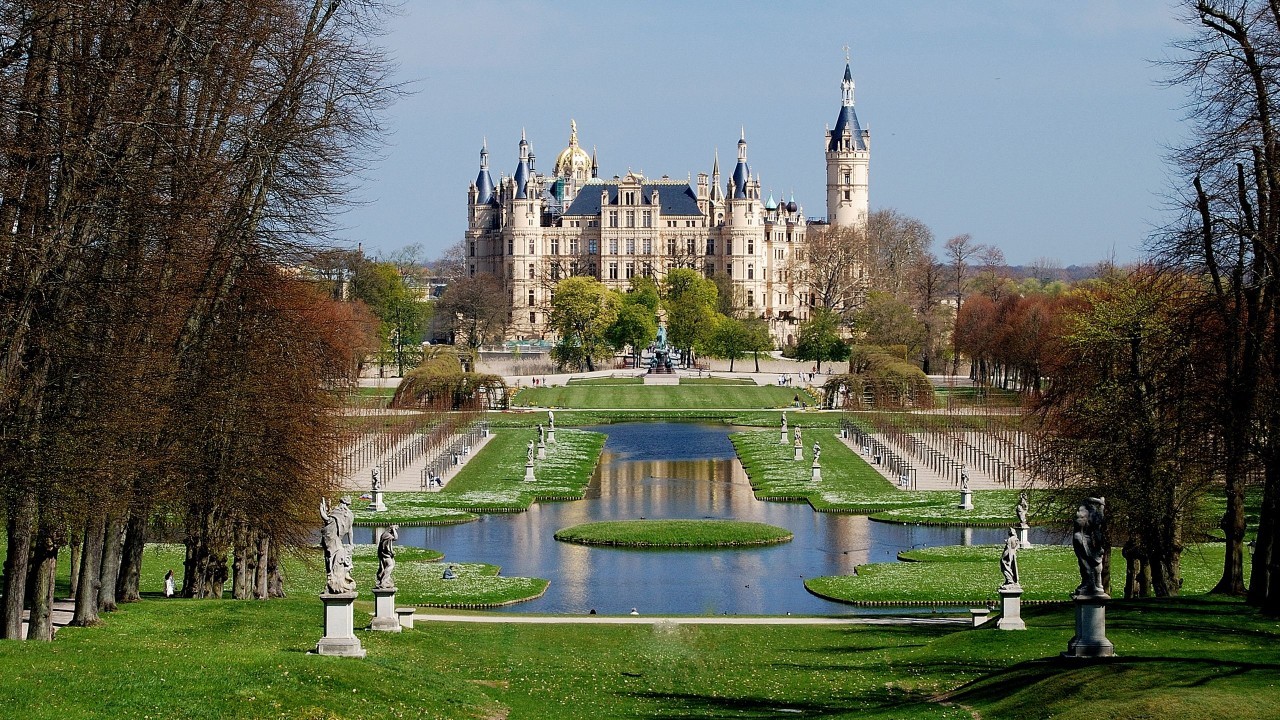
0 0 392 639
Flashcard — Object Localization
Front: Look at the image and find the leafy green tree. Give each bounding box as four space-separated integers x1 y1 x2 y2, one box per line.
662 268 718 366
852 292 927 362
743 316 774 372
795 307 849 372
549 277 619 371
606 300 658 369
350 259 430 370
704 315 750 371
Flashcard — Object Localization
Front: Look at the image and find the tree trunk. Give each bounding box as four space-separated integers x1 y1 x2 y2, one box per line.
68 531 82 599
1249 451 1280 613
117 514 147 602
97 512 127 613
267 541 285 599
72 515 106 627
254 535 270 600
231 522 248 600
1 494 36 640
27 524 59 642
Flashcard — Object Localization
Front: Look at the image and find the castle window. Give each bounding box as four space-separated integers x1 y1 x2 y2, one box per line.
551 264 561 282
508 265 514 279
687 238 696 255
609 239 618 254
705 239 715 255
843 172 851 184
626 210 635 228
469 264 475 277
747 264 754 280
642 211 651 228
643 238 652 254
747 239 754 254
508 238 514 255
570 238 579 254
588 220 598 228
844 190 850 201
528 289 535 306
625 262 635 279
528 263 535 279
642 262 653 277
609 211 618 227
530 312 537 324
570 261 579 275
608 262 618 280
589 239 598 254
726 262 733 278
704 262 714 277
626 239 635 254
747 290 755 307
469 241 475 257
550 237 560 254
726 239 733 255
528 239 535 254
624 191 636 204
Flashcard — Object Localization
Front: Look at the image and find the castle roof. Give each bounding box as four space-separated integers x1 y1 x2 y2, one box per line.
828 105 867 152
563 181 702 217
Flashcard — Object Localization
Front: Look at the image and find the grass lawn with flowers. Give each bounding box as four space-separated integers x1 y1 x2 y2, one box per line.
511 382 815 409
554 519 793 548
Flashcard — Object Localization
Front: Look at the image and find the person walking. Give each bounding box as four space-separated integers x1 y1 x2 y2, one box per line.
164 569 175 598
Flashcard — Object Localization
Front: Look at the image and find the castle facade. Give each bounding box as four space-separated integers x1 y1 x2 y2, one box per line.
464 63 869 345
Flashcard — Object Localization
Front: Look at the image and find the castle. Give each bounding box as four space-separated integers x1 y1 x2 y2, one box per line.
465 63 869 345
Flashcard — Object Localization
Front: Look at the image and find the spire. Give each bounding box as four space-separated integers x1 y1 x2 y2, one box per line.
842 63 854 107
710 149 724 202
475 138 495 204
732 131 750 199
591 145 598 178
514 131 530 199
829 63 867 152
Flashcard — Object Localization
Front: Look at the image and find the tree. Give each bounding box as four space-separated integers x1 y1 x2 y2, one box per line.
804 223 871 317
794 308 849 372
1029 270 1216 597
662 268 719 367
852 292 927 361
606 301 658 368
549 277 619 371
704 315 751 371
742 316 775 372
865 209 934 297
436 274 509 348
351 259 431 367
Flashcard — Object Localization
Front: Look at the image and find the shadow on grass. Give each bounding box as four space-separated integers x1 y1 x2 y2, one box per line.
620 689 940 719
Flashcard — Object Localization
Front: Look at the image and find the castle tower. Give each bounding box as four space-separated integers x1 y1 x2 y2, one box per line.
825 63 870 227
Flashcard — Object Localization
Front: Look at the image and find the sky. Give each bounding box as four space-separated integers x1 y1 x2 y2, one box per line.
339 0 1192 268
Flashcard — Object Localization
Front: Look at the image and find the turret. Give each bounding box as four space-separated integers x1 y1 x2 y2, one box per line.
826 62 870 227
514 129 530 199
475 139 495 205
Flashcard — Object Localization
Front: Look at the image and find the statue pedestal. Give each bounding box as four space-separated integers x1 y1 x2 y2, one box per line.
371 490 387 512
958 490 974 510
1017 523 1031 549
370 587 400 633
996 585 1025 630
537 442 546 460
794 447 803 462
1064 594 1115 658
315 592 365 657
548 429 556 444
524 462 536 482
780 429 788 445
811 462 821 482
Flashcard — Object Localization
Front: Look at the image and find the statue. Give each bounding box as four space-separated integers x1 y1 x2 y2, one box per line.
371 467 382 492
1016 492 1029 527
548 410 555 429
794 427 802 443
656 323 667 349
538 423 545 443
794 435 802 450
812 441 821 461
527 440 535 463
319 498 356 594
1000 527 1020 588
331 496 354 548
375 525 399 590
781 412 787 430
1072 497 1107 597
960 468 970 493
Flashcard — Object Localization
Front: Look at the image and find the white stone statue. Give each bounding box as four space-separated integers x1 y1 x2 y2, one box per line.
538 423 545 443
375 525 399 590
1073 497 1107 597
319 498 356 594
1000 527 1020 588
960 468 970 493
527 440 535 463
781 412 787 430
548 410 555 429
371 467 382 492
794 435 802 450
332 496 354 548
812 441 821 461
1016 492 1029 527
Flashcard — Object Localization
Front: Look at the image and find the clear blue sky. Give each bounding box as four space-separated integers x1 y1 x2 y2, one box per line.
340 0 1189 267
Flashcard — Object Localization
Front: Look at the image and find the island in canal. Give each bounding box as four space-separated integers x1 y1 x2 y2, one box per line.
554 519 794 548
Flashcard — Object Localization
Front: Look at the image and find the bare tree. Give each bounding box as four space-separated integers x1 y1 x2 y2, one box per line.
803 223 872 320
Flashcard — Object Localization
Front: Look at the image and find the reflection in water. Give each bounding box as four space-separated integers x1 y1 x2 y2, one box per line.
355 422 1059 615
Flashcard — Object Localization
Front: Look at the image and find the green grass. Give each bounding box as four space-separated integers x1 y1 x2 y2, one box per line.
353 497 477 526
805 543 1250 605
422 428 605 511
868 490 1025 526
2 588 1277 718
565 376 644 385
678 376 757 385
554 519 793 548
492 408 844 429
511 384 816 409
391 562 549 607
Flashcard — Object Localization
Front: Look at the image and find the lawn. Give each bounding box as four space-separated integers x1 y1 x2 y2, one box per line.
511 383 816 409
805 542 1249 605
554 519 793 547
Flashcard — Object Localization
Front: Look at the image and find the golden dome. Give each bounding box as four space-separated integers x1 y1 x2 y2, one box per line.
554 119 592 179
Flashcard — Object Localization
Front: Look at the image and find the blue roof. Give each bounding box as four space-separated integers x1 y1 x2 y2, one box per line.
475 169 494 204
828 106 867 152
563 182 703 216
513 159 530 199
731 161 750 199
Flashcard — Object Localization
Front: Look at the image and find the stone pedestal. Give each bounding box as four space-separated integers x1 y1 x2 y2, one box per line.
811 462 822 481
370 587 400 632
959 489 974 510
1017 523 1031 549
396 607 415 630
794 446 803 462
970 607 991 627
1064 595 1115 658
548 429 556 444
524 462 536 482
996 585 1025 630
537 442 547 460
780 429 789 445
315 592 365 657
371 490 387 513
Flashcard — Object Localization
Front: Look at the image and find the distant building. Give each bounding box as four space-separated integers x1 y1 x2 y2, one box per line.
465 63 870 344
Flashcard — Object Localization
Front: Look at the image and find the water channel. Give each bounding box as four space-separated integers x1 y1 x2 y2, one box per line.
354 422 1059 615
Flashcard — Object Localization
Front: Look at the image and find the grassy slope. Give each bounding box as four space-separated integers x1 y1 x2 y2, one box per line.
511 384 815 409
0 593 1275 719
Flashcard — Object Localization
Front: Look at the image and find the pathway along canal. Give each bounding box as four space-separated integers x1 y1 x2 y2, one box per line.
355 422 1059 615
